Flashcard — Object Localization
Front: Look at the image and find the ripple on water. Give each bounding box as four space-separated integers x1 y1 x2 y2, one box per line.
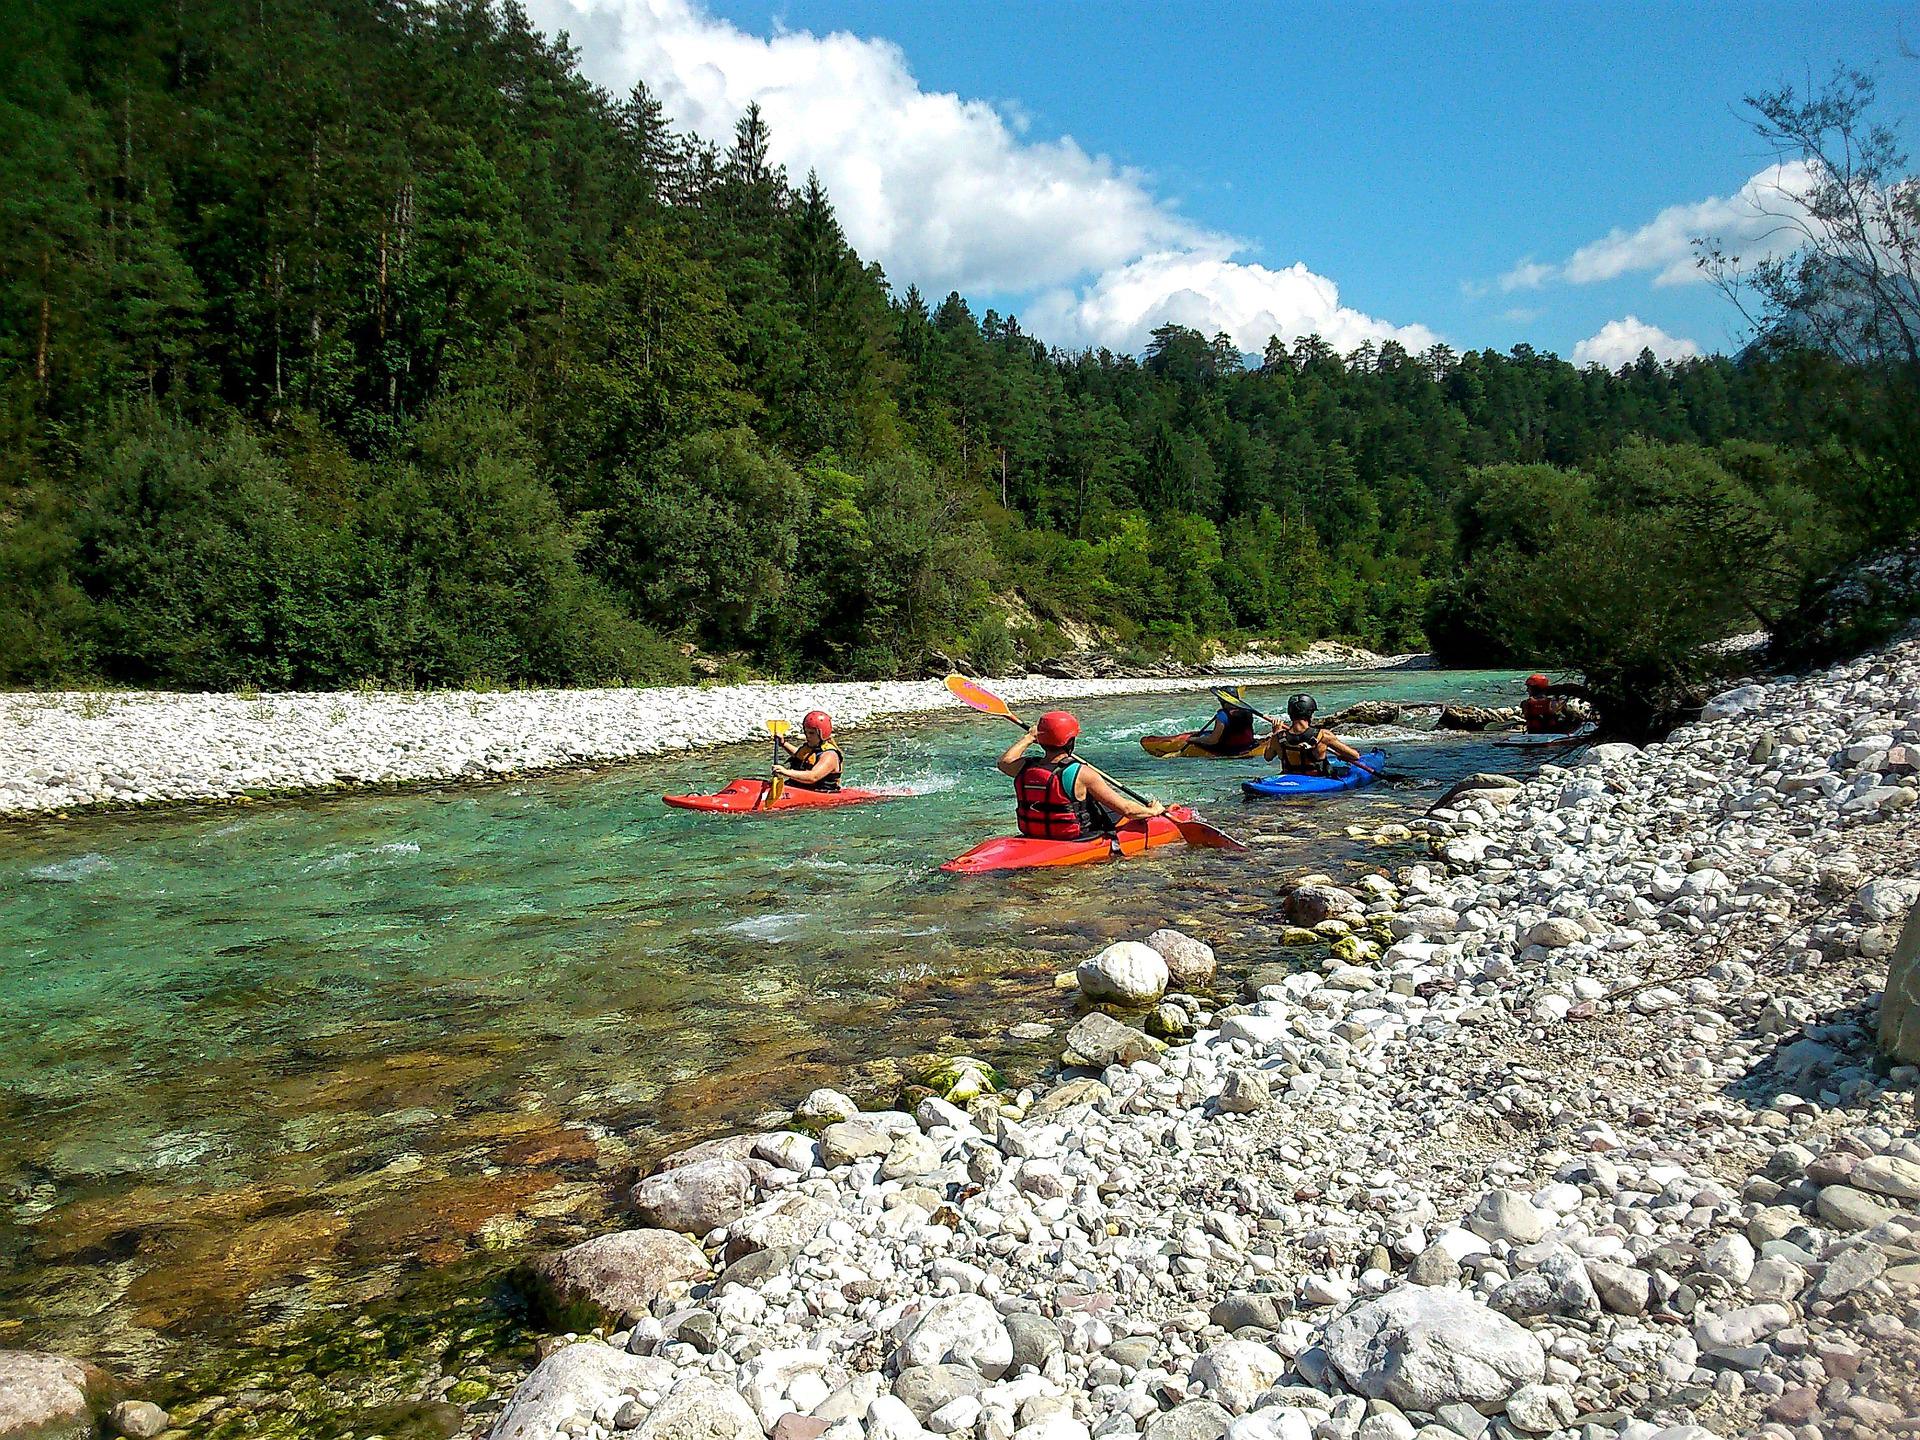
1101 713 1188 741
300 841 422 873
721 911 812 942
27 853 116 883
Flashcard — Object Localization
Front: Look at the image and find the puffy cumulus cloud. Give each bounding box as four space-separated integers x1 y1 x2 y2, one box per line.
1028 250 1440 356
1563 162 1815 287
1501 163 1816 292
1571 316 1702 368
525 0 1434 353
525 0 1204 293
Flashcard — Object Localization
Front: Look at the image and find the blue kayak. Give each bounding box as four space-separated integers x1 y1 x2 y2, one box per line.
1242 751 1388 799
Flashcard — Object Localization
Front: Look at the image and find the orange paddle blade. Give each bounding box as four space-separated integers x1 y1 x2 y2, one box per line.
945 673 1014 719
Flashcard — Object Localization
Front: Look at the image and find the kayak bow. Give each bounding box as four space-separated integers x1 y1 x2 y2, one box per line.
940 807 1193 874
663 779 896 813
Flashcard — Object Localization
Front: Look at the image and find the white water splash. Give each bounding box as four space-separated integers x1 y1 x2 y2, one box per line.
723 911 812 942
303 840 422 873
27 853 115 883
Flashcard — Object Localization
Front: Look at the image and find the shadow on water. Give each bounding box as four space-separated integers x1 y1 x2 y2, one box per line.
0 669 1551 1425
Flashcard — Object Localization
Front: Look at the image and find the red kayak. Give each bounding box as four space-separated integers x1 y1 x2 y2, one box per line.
940 807 1193 875
662 778 896 813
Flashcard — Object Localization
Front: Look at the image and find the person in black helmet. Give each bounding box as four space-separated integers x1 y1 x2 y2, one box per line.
1270 694 1368 777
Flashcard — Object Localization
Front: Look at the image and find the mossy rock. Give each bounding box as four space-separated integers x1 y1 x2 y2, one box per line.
1330 935 1381 964
920 1055 1003 1102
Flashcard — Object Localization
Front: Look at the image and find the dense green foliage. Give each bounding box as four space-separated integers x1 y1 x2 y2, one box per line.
0 0 1892 690
1433 440 1860 737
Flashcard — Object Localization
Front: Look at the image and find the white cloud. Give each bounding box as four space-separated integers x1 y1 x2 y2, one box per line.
1564 162 1815 287
1498 163 1816 293
1499 259 1555 293
524 0 1429 353
528 0 1203 293
1571 316 1702 368
1029 250 1440 356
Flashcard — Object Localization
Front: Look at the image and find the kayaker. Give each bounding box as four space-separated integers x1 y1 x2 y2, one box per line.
1520 673 1589 734
1186 687 1268 755
1271 694 1368 777
773 710 843 792
998 710 1165 838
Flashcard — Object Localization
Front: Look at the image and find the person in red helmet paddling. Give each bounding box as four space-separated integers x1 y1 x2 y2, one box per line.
773 710 843 792
997 710 1165 839
1520 673 1589 735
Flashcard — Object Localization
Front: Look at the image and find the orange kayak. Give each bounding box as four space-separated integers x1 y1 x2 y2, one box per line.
1140 732 1269 759
662 779 896 813
940 807 1192 874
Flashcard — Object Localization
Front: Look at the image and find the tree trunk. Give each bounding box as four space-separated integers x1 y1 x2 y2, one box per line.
35 250 51 392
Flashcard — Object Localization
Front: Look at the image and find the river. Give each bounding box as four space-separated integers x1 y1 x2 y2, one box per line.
0 668 1547 1435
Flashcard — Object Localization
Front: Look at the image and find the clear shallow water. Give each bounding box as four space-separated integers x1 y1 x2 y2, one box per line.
0 668 1537 1395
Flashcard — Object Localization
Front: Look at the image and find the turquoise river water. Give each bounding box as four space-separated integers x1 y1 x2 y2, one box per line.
0 669 1548 1430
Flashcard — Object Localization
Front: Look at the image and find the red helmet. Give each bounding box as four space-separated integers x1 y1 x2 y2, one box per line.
1525 673 1549 691
803 710 833 738
1035 711 1079 747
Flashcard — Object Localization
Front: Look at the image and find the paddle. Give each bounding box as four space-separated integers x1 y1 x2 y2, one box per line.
761 718 792 809
943 674 1247 851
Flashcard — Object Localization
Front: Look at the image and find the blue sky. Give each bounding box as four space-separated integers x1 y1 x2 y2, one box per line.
532 0 1920 364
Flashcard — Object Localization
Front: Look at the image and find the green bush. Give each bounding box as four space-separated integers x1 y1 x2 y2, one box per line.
962 614 1017 676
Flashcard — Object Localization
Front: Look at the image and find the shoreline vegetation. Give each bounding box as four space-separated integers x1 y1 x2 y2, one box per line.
0 643 1421 819
7 7 1914 725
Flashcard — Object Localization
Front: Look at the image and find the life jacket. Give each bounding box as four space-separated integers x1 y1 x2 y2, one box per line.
785 739 842 792
1202 706 1258 753
1275 725 1328 775
1015 757 1104 840
1521 695 1567 734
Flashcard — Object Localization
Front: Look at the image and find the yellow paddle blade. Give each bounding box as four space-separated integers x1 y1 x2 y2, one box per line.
766 718 792 736
945 673 1014 719
764 774 786 808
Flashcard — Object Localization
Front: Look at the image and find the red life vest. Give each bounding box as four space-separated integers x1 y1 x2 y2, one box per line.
1208 707 1257 753
1521 696 1563 734
1015 757 1095 839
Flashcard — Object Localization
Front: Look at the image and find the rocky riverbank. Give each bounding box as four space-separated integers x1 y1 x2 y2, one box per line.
429 634 1917 1440
0 674 1229 819
1208 643 1433 672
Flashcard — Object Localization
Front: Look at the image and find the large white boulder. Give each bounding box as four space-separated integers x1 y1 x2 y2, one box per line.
530 1229 709 1327
629 1157 751 1234
0 1351 108 1440
633 1377 764 1440
1701 683 1768 721
1077 942 1169 1004
895 1295 1014 1378
1191 1339 1288 1413
1143 928 1218 986
490 1343 675 1440
1321 1288 1546 1412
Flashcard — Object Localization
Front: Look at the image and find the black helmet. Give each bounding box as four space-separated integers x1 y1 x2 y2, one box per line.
1287 694 1317 721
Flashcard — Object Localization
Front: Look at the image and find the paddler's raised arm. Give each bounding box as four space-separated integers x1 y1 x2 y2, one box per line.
997 725 1040 776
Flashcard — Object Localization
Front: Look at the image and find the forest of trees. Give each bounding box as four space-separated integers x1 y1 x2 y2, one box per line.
2 1 1910 693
